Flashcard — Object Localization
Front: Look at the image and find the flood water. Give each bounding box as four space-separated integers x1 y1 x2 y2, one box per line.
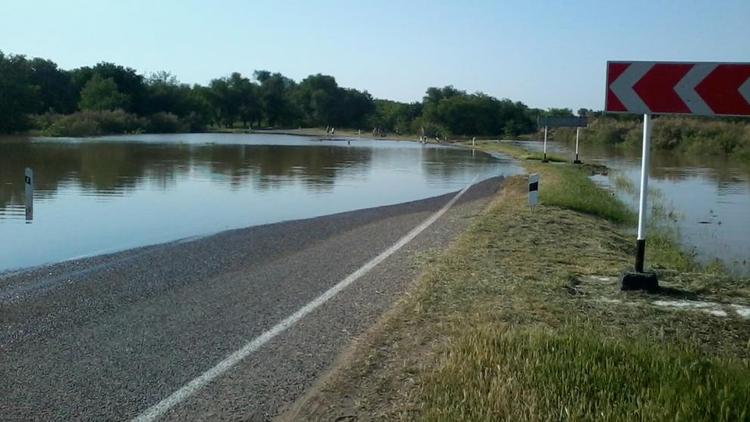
0 134 520 272
512 139 750 275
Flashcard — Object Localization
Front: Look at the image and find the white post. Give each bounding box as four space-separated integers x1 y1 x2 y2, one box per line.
543 126 548 162
635 114 652 272
472 137 476 147
25 168 33 222
574 127 580 163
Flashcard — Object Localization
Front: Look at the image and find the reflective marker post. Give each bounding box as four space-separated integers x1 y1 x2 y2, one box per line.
542 126 548 162
528 173 539 210
25 168 33 222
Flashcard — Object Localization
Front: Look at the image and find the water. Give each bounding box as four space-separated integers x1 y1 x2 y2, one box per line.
512 139 750 275
0 134 520 272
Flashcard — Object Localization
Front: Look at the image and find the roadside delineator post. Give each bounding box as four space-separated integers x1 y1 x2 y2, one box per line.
542 126 549 162
25 168 33 222
573 127 582 164
528 173 539 210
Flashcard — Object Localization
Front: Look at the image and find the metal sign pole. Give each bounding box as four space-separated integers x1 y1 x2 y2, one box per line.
542 126 548 162
621 113 658 291
635 114 652 272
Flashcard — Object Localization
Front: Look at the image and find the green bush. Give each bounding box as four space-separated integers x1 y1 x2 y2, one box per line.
146 112 188 133
35 110 146 137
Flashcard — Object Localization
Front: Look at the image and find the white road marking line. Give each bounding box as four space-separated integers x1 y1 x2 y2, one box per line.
132 176 479 422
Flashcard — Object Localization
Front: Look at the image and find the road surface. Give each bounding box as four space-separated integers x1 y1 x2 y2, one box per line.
0 176 503 421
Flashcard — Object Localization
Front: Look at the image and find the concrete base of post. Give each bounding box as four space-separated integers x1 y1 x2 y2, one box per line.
620 271 659 292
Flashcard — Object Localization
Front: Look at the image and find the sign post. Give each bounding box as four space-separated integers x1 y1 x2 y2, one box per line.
539 117 587 164
606 61 750 291
635 114 651 273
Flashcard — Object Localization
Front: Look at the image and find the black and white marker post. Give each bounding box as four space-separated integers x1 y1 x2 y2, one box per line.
528 173 539 210
25 167 33 222
620 114 658 291
542 126 548 162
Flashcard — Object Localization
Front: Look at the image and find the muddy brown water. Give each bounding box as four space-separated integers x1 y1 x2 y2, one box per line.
0 133 521 272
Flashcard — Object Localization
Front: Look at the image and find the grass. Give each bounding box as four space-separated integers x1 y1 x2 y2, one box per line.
282 141 750 421
424 327 750 421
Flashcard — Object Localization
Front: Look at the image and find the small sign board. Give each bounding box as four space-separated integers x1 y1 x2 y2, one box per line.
540 116 587 128
528 173 539 208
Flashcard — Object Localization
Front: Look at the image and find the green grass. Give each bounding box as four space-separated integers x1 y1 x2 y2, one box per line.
538 164 634 224
424 327 750 422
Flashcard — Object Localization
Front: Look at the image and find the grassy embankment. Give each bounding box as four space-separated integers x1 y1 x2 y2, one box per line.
282 141 750 421
554 116 750 163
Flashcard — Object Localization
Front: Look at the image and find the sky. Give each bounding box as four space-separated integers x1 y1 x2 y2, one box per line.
2 0 749 111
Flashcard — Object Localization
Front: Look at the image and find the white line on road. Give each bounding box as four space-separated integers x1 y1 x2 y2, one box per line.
132 176 479 422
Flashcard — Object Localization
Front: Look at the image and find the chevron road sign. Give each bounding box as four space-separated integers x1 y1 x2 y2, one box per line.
606 61 750 116
606 60 750 291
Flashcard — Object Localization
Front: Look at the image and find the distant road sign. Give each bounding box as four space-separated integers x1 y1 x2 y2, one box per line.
540 116 587 128
606 61 750 117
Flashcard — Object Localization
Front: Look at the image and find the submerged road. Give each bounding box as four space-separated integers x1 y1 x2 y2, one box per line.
0 176 503 421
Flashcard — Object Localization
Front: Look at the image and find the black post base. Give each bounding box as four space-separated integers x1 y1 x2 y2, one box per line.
542 153 549 163
635 239 646 273
620 271 659 292
573 159 582 164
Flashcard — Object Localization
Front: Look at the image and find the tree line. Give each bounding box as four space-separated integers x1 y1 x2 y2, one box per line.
1 50 559 138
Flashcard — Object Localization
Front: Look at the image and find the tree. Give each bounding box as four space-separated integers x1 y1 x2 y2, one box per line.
70 62 145 114
230 73 261 128
78 74 129 111
254 70 298 127
0 51 39 132
28 58 76 114
545 107 574 117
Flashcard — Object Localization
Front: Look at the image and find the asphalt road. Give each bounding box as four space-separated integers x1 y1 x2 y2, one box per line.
0 176 503 421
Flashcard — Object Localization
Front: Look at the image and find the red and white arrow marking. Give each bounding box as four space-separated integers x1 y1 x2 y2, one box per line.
606 61 750 117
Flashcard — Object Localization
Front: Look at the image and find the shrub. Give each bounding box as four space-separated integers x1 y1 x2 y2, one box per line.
37 110 146 137
145 112 187 133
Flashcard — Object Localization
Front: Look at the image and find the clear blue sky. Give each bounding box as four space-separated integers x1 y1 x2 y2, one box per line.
2 0 749 111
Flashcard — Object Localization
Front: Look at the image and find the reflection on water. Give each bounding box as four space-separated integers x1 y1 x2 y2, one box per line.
0 134 520 271
511 139 750 275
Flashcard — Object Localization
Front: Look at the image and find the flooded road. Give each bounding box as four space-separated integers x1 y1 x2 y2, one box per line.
512 139 750 275
0 134 520 272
